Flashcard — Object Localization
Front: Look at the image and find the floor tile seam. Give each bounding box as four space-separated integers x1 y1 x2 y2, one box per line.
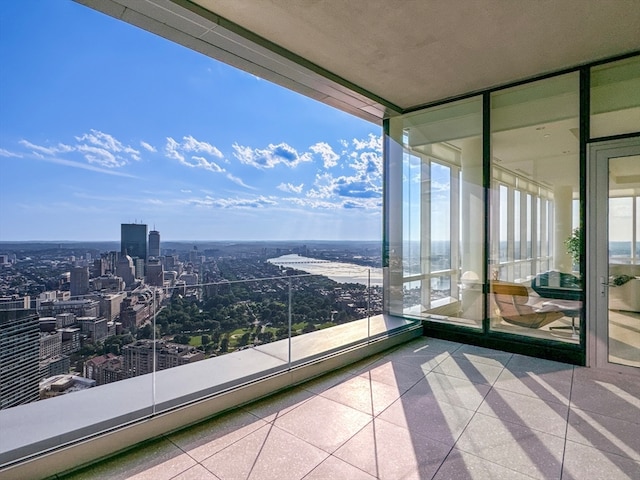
312 387 400 418
417 392 491 416
428 368 503 388
564 438 640 464
383 358 442 375
168 462 220 480
270 414 371 457
567 404 640 426
245 421 281 480
369 400 469 448
299 372 360 395
393 376 493 414
313 371 409 404
297 388 378 420
441 446 543 480
563 435 640 463
415 442 455 480
171 418 276 465
245 389 320 423
470 410 569 440
387 349 455 362
367 415 455 451
449 353 514 368
490 383 571 407
354 367 428 392
312 452 379 480
504 355 575 373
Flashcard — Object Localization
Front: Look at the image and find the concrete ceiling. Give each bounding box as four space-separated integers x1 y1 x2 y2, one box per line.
78 0 640 123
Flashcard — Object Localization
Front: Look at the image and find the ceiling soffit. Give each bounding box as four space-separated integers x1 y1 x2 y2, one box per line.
77 0 640 122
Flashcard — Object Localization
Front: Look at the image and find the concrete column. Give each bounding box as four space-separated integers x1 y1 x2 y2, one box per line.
383 119 405 315
553 185 574 273
459 137 484 320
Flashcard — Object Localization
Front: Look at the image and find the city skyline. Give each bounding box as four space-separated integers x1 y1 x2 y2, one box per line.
0 1 382 242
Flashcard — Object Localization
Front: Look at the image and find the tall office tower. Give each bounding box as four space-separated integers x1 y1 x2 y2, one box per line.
134 258 145 280
70 266 90 297
92 258 107 277
148 230 160 258
0 309 40 410
116 255 135 288
145 258 164 287
120 223 147 261
106 251 119 274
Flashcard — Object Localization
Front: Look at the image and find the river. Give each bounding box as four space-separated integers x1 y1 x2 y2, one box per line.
267 254 383 286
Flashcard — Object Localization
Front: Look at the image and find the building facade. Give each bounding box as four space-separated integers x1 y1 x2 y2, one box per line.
0 310 40 410
70 266 89 298
123 340 204 378
148 230 160 258
120 223 147 261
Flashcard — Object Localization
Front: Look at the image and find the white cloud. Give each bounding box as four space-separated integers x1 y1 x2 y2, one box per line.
20 133 137 168
33 129 144 167
21 135 135 170
0 148 22 158
165 136 234 176
232 142 312 169
190 155 224 172
19 140 71 156
27 154 136 177
303 135 382 207
310 142 339 169
75 130 141 164
182 135 223 158
353 133 382 151
226 173 253 189
165 137 185 162
184 194 277 209
277 182 304 194
140 141 157 153
76 144 125 168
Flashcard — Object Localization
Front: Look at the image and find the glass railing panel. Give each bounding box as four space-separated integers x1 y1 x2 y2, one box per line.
0 307 155 466
1 255 411 466
284 273 373 365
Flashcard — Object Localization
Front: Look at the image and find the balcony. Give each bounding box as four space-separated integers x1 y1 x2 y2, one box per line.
4 332 640 479
1 269 421 478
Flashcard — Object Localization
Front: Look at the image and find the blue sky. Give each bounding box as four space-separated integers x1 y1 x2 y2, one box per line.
0 1 382 242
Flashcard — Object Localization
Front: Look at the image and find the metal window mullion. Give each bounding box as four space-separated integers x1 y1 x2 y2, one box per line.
451 165 461 298
421 159 432 308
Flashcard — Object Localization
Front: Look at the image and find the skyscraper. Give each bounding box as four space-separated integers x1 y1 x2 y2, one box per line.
148 230 160 258
70 266 89 297
0 309 40 410
120 223 147 261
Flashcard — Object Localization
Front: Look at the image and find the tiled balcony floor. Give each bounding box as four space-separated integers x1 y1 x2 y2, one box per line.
58 337 640 480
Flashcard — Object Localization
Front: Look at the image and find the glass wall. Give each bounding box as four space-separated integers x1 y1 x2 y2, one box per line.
490 73 581 343
591 55 640 138
387 97 484 328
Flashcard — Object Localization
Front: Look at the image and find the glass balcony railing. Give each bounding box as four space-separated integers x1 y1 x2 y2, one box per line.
0 266 417 469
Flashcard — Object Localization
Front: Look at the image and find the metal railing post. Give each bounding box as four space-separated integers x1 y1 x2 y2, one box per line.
288 277 292 369
367 269 371 343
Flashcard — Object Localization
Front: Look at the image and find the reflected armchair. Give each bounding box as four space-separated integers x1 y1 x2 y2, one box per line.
491 282 564 328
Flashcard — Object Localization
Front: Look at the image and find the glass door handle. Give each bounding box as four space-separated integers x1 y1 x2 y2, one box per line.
600 276 610 296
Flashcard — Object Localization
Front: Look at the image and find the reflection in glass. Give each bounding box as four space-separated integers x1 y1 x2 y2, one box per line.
490 73 582 343
386 97 483 328
608 156 640 368
591 55 640 139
